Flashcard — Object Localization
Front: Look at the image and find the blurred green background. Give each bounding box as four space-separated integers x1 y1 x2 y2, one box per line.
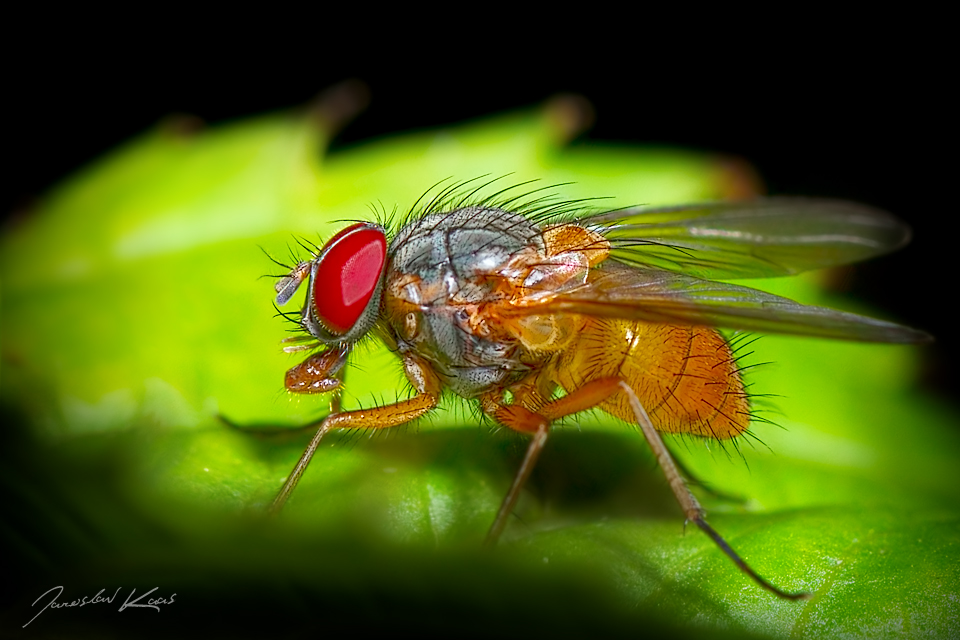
3 83 958 639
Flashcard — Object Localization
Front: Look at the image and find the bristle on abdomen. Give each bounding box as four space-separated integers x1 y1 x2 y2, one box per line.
556 319 750 439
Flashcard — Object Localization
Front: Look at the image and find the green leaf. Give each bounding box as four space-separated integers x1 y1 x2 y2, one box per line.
2 96 958 638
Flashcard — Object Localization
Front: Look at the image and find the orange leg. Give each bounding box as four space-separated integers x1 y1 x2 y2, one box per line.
482 378 627 544
269 352 441 515
485 377 809 600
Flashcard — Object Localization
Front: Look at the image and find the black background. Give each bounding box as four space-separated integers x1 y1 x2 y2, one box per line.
5 21 952 398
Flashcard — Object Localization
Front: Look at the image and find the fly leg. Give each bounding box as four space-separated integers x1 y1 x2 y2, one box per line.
269 352 441 515
480 403 549 546
486 377 808 600
481 378 641 545
615 380 809 600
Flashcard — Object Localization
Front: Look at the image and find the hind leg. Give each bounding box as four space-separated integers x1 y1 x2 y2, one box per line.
483 377 808 600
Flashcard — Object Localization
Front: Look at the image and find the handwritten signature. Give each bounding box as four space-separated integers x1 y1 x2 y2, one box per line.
24 585 176 628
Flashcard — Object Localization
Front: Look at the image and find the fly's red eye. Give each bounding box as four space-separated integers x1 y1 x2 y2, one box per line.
313 224 387 334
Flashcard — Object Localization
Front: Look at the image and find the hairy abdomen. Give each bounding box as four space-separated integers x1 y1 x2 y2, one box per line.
554 318 750 438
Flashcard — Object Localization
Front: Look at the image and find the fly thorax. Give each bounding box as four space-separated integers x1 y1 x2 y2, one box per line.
384 206 545 398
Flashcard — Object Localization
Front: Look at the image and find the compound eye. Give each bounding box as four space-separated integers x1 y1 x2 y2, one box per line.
312 223 387 335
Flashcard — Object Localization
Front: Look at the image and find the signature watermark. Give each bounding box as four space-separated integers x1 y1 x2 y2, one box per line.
24 585 176 628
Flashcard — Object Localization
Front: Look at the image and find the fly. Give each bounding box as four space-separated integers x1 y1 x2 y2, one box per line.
267 179 930 599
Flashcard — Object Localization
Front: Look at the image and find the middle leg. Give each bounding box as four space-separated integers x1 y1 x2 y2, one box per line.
481 378 627 544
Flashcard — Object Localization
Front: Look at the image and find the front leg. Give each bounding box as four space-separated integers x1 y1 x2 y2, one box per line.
269 352 442 514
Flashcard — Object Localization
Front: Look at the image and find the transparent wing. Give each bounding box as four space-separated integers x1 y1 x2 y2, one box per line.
526 263 929 343
576 198 911 280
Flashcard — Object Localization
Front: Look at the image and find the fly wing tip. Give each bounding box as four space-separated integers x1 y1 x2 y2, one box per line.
873 324 934 344
903 328 934 344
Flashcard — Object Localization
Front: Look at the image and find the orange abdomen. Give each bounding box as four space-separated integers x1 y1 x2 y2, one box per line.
554 318 750 439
